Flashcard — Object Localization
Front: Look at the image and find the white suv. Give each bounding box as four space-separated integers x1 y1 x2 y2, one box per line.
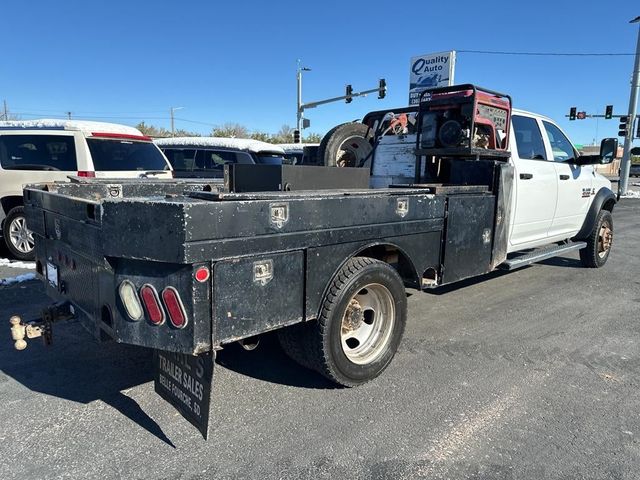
0 119 172 260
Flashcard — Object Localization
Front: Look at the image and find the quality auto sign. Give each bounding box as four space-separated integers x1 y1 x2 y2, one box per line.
409 51 456 105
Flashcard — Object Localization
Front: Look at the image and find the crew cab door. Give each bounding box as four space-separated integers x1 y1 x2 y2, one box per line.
540 120 593 238
509 114 558 246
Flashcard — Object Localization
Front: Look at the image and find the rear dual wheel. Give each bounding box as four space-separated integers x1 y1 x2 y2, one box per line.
278 257 407 386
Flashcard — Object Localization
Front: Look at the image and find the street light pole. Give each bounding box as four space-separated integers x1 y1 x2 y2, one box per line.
619 15 640 196
296 62 311 143
170 106 184 137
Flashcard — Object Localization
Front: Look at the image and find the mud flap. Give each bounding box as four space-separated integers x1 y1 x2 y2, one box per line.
153 349 215 439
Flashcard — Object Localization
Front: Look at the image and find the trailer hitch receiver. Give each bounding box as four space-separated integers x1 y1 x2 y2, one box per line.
9 303 75 350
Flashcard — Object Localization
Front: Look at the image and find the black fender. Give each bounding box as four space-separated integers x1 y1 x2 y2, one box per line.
573 187 616 240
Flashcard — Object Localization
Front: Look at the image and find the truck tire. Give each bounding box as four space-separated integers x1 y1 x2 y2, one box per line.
318 122 373 168
579 209 613 268
2 206 35 261
279 257 407 387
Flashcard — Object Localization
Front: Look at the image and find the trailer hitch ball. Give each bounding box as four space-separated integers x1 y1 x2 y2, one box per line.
9 315 49 350
10 316 28 351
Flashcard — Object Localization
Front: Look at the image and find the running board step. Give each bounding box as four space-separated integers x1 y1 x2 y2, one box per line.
498 241 587 271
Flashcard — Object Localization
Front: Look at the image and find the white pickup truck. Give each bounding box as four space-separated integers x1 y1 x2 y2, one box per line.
11 85 618 437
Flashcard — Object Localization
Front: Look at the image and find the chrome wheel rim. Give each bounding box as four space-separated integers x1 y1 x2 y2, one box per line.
597 223 612 259
9 216 34 254
335 135 372 168
340 283 395 365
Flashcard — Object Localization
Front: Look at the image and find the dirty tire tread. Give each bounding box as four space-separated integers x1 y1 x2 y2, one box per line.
277 322 316 370
579 209 613 268
309 256 406 387
317 122 372 167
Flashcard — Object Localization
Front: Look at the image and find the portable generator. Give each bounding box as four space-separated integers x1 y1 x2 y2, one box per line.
417 84 511 155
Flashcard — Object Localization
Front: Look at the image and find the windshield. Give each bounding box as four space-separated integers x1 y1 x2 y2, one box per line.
256 154 284 165
87 139 169 171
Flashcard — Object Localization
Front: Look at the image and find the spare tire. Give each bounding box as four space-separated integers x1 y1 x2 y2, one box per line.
318 122 373 167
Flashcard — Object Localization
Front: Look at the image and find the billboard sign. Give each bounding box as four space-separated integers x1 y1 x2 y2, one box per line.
409 51 456 105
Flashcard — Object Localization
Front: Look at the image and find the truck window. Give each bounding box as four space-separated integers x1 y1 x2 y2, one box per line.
195 150 252 170
164 149 197 171
512 115 547 161
87 139 169 171
0 134 77 171
542 121 576 163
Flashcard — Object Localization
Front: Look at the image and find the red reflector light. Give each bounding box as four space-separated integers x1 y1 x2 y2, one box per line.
140 284 165 325
77 170 96 177
161 287 187 328
194 266 210 283
91 132 153 142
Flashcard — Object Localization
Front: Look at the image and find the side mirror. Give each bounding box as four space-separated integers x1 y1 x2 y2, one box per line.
599 137 618 164
575 138 618 166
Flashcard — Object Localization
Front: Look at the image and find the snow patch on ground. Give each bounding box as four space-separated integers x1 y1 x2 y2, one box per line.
0 273 36 286
0 258 36 269
621 190 640 199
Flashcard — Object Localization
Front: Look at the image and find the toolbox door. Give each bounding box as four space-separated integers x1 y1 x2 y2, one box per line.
442 195 495 284
213 251 304 344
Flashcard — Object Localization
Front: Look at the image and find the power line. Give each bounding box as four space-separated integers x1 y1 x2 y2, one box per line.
458 49 635 56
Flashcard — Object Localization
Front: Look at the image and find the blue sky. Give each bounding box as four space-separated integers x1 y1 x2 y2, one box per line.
1 0 638 145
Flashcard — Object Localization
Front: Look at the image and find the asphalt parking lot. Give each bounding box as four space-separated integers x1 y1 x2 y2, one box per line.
0 199 638 480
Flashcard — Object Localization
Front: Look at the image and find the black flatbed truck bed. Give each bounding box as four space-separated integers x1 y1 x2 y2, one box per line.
11 164 512 437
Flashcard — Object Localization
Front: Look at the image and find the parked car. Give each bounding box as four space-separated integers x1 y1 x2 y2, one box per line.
155 137 286 178
630 163 640 177
0 119 172 260
277 143 319 165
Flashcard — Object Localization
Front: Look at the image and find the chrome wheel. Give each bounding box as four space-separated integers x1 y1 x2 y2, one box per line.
340 283 395 365
9 216 34 254
597 223 612 259
335 135 373 167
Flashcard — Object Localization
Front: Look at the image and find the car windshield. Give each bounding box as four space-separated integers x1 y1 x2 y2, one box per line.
87 139 169 171
256 154 284 165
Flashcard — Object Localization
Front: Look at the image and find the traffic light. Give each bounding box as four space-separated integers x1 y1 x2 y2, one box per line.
605 105 613 119
345 84 353 103
569 107 577 121
618 116 628 137
378 79 386 99
293 129 301 143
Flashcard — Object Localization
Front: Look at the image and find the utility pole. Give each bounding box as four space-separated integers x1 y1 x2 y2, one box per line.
66 111 72 120
296 61 311 143
2 100 7 121
170 106 184 137
619 15 640 196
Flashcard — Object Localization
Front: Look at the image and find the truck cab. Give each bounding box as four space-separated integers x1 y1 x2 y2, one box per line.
507 109 612 251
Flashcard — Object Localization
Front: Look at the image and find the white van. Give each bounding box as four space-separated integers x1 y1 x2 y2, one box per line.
0 119 172 259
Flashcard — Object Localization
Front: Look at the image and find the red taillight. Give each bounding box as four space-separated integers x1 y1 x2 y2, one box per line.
77 171 95 177
194 266 210 283
161 287 187 328
140 284 165 325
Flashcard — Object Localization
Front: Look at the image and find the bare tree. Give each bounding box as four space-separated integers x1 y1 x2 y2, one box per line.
211 123 250 138
271 124 294 143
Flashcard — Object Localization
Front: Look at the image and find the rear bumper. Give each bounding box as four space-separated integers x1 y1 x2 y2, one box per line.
34 237 212 355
